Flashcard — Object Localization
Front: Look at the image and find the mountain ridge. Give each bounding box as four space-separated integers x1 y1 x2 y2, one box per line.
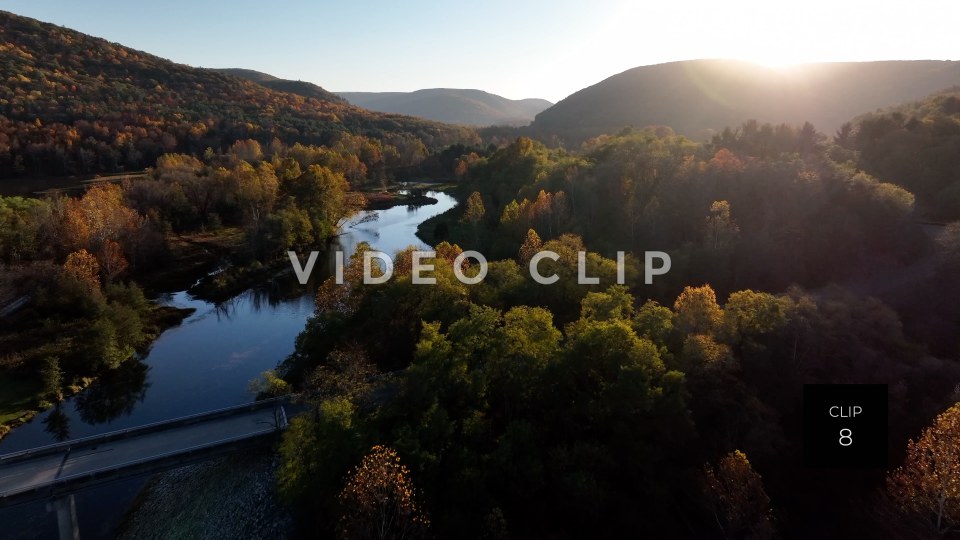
0 10 476 179
211 68 348 104
339 88 552 126
531 59 960 144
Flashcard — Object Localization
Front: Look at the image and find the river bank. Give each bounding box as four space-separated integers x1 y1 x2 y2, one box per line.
0 190 458 539
0 303 194 441
117 447 292 540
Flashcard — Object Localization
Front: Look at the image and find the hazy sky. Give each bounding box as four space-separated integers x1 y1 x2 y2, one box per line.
5 1 959 103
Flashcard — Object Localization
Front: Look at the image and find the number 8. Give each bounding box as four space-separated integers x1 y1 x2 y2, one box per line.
839 428 853 447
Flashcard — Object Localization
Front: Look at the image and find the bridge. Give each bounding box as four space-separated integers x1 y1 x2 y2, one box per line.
0 396 294 540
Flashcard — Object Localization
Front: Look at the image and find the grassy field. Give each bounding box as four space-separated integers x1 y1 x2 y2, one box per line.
0 372 43 432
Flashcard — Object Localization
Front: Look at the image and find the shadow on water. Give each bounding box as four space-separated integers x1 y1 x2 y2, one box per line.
39 360 150 441
74 360 151 425
42 404 70 442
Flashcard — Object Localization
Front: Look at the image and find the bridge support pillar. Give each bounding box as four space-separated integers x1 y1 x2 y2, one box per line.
47 494 80 540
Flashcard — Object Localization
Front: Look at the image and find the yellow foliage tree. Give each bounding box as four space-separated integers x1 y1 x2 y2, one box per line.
674 284 724 335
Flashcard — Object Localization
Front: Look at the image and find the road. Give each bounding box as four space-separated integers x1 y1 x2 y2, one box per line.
0 406 282 501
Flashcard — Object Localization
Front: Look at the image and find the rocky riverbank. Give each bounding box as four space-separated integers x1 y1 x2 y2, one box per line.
117 447 293 539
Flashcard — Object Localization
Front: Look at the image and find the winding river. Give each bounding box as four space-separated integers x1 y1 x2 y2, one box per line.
0 191 457 540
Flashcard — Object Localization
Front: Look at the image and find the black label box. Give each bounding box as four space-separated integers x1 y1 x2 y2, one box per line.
803 384 888 468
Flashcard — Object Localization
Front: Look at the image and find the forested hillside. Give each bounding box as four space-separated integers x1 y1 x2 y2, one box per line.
0 11 477 180
281 127 960 537
847 88 960 221
339 89 552 126
529 59 960 144
4 7 960 540
212 68 348 105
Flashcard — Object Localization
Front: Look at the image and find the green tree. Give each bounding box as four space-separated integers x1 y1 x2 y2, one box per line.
579 285 634 322
41 357 63 402
278 398 365 534
723 290 789 344
286 165 357 240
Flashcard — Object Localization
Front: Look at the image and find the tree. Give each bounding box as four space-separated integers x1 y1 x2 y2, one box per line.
680 333 733 371
705 200 739 250
703 450 775 539
41 357 63 402
888 402 960 536
462 191 486 243
518 228 542 265
98 239 128 282
249 369 291 398
62 183 140 252
64 248 101 293
674 285 724 335
723 290 789 344
633 300 676 350
579 284 635 322
286 165 359 240
277 398 365 534
236 161 279 232
338 445 429 540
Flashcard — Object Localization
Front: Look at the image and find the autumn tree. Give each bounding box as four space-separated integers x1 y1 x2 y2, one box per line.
888 402 960 536
62 183 141 256
462 191 486 243
235 161 279 233
704 450 775 539
518 228 542 265
98 239 128 282
705 200 739 250
229 139 263 163
64 248 101 293
338 445 429 540
248 369 291 398
674 284 724 335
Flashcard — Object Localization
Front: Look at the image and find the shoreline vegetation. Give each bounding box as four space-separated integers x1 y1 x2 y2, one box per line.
0 183 448 440
0 303 194 441
180 185 451 303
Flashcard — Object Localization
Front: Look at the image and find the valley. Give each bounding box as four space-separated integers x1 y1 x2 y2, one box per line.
1 6 959 540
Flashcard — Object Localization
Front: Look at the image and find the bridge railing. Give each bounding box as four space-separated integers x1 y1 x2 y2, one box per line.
0 395 298 466
0 419 285 505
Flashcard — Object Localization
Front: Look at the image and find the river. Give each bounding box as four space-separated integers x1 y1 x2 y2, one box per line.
0 190 457 539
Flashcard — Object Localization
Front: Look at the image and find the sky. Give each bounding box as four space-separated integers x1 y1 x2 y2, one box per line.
4 1 959 103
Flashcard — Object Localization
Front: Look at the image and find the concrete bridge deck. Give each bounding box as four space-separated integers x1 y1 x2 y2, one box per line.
0 397 291 508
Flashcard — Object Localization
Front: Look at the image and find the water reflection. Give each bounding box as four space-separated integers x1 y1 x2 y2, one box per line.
42 404 71 442
0 189 458 540
74 360 150 424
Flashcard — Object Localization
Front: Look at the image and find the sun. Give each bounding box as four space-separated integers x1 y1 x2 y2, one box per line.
744 52 806 70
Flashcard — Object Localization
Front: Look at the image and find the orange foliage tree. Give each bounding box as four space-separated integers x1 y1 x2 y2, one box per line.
338 445 429 540
704 449 775 539
888 402 960 536
64 248 101 293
